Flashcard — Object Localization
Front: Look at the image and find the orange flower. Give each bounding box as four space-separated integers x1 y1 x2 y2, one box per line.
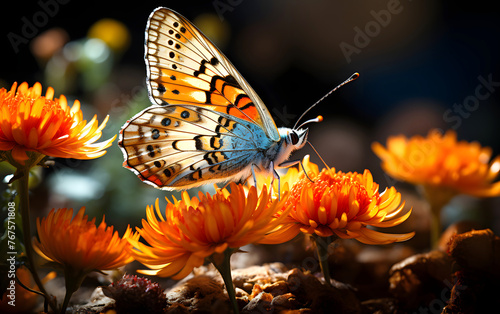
0 82 115 165
372 129 500 197
263 166 414 245
33 207 138 273
129 183 291 280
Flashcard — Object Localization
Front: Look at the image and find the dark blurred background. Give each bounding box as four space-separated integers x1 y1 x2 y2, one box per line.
1 0 499 237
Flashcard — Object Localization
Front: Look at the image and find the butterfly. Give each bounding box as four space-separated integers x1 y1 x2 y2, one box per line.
119 7 357 190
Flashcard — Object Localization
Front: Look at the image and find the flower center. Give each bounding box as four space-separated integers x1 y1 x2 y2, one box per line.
287 169 377 221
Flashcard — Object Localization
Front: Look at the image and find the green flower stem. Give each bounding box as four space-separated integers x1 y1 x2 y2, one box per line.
420 185 456 249
429 206 441 249
312 234 334 287
16 154 56 312
210 249 239 314
60 268 86 314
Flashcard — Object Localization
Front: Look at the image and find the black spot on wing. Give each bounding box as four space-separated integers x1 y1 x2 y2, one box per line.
151 129 160 140
161 118 171 126
157 84 166 94
147 145 155 157
163 168 172 177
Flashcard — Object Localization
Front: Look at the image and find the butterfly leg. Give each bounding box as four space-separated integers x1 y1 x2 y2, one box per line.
251 164 258 187
268 161 281 200
278 159 314 183
251 163 281 199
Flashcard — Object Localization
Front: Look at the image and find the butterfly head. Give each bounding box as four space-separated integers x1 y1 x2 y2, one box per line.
281 127 309 150
280 115 323 151
273 127 307 168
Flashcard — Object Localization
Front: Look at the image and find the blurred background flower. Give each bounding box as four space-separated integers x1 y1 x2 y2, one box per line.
372 129 500 198
373 129 500 246
33 207 138 312
34 207 137 273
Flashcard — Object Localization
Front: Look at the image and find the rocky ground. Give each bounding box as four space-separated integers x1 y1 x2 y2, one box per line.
62 224 500 314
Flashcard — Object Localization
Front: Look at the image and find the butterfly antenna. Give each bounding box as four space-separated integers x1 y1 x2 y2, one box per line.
297 115 323 130
293 72 359 130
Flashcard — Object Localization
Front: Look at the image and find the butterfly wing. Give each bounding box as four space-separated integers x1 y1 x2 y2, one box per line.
120 105 274 189
119 7 285 190
145 7 280 141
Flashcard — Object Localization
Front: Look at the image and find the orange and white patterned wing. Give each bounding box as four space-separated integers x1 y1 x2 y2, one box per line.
145 7 280 141
119 104 274 190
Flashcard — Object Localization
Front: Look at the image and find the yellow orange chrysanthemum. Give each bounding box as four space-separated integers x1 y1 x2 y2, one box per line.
262 166 414 245
33 207 138 273
372 129 500 197
0 82 115 165
129 183 291 280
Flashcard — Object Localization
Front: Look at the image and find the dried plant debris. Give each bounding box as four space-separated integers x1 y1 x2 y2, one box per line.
443 229 500 314
388 229 500 314
388 250 454 311
164 263 361 314
165 275 230 313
